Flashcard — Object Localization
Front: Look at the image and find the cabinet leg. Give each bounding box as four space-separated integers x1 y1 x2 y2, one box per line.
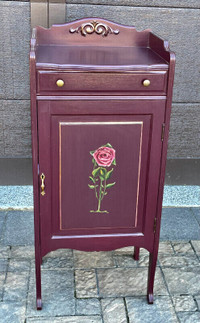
133 246 140 261
147 249 158 304
35 255 42 310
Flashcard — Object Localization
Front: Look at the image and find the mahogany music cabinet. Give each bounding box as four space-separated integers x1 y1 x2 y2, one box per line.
30 18 175 309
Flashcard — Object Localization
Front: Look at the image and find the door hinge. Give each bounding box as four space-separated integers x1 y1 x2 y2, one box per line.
161 123 165 142
153 217 157 234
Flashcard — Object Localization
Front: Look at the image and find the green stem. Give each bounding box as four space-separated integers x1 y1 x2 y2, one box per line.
102 179 107 200
92 162 98 200
97 178 103 211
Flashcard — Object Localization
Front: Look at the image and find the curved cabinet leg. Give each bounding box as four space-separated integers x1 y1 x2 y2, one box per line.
147 249 158 304
35 243 42 310
35 256 42 310
133 246 140 261
37 297 42 310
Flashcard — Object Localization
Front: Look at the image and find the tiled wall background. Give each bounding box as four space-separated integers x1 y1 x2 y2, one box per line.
0 1 199 158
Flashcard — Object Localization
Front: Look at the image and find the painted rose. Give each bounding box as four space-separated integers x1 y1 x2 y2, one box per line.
93 146 116 167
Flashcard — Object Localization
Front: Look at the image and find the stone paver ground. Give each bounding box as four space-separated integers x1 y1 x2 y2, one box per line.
0 208 199 322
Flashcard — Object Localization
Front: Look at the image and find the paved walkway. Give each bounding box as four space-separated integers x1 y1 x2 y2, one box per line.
0 208 199 323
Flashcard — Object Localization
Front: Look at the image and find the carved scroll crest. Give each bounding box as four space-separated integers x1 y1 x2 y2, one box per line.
69 21 120 37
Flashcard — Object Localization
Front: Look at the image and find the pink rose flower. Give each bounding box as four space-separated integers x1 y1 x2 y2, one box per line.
93 146 115 167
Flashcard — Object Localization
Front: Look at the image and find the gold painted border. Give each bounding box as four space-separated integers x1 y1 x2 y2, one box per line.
59 121 143 231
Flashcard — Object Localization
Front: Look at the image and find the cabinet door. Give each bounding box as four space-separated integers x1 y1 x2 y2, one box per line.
38 99 165 254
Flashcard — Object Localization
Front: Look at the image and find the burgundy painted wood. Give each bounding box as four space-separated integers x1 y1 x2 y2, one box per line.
30 18 175 310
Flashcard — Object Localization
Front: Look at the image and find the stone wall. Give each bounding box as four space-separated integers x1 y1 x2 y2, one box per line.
0 1 199 158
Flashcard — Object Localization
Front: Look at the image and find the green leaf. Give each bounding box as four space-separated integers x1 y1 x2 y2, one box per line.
105 168 113 180
92 167 100 177
88 184 98 189
89 176 95 183
105 143 113 148
99 167 107 180
90 150 95 156
106 182 116 188
112 159 116 166
100 167 107 175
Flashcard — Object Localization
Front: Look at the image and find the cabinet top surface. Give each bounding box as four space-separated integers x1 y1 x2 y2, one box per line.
31 18 173 72
36 45 168 71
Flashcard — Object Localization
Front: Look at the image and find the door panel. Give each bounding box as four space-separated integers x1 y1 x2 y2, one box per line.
52 115 149 235
38 99 165 252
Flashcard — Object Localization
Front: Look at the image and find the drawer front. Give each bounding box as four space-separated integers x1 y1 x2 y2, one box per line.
37 71 167 93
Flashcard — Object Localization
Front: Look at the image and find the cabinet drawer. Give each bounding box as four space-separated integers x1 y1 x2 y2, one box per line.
37 71 167 93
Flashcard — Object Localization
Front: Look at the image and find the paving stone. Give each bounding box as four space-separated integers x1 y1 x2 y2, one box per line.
177 312 200 323
11 246 35 259
44 248 72 258
0 272 6 300
113 247 150 257
172 242 195 254
2 211 34 246
101 298 127 323
76 298 101 315
41 256 73 270
3 271 29 302
114 253 151 267
27 316 103 323
126 296 178 323
97 267 168 297
27 269 75 316
172 295 197 312
113 254 137 268
0 246 10 258
0 211 6 244
191 241 200 256
74 250 115 269
113 246 135 255
160 208 200 240
0 302 26 323
75 269 98 298
27 293 75 317
0 212 6 241
0 258 8 272
158 254 199 267
8 259 30 272
191 208 200 225
158 241 174 255
163 267 200 295
195 296 200 310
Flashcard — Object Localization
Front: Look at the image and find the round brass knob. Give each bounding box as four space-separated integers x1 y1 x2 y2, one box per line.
142 79 151 87
56 79 65 87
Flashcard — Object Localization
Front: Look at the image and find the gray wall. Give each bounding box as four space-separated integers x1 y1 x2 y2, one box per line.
0 1 199 158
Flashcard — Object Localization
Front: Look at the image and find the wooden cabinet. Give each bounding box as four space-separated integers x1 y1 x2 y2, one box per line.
30 18 175 310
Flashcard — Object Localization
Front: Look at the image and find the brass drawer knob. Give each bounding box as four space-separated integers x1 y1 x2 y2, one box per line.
56 79 65 87
142 79 151 87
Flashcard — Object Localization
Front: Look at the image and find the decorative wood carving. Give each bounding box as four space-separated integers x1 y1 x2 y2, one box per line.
69 21 120 37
